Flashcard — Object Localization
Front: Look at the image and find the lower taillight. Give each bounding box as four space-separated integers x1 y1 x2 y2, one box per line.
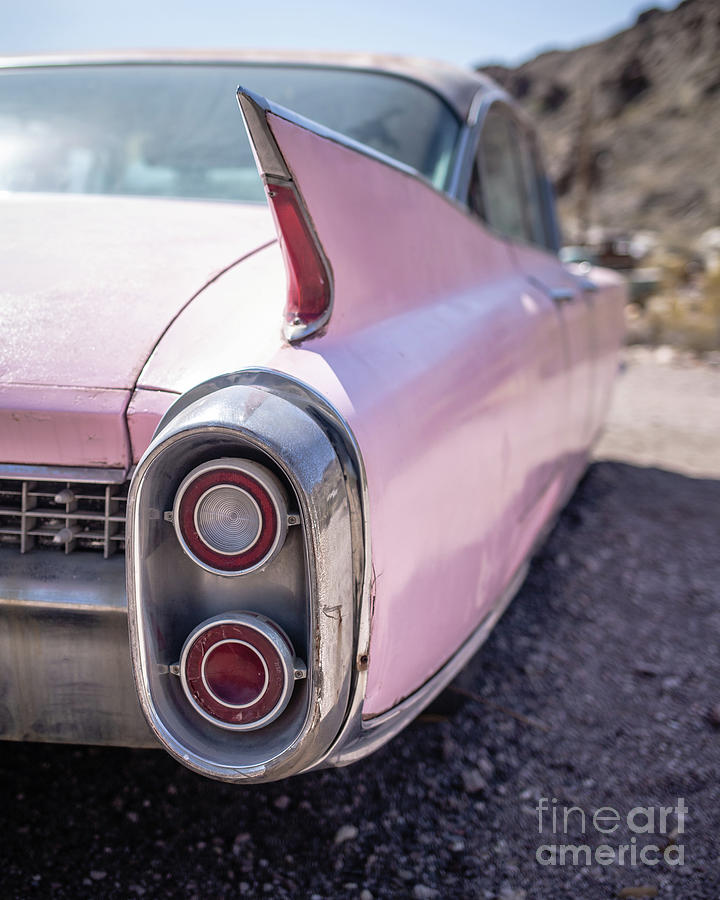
179 612 304 730
173 459 288 575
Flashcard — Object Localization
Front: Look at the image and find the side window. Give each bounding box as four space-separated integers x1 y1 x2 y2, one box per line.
514 128 548 248
469 103 558 252
472 105 528 242
530 140 561 252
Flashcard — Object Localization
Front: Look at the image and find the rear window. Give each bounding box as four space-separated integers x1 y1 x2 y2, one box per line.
0 64 460 203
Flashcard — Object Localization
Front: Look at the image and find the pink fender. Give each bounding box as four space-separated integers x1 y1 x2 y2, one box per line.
249 111 600 714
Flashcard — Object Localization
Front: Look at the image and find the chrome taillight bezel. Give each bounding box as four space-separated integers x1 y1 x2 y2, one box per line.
179 611 299 731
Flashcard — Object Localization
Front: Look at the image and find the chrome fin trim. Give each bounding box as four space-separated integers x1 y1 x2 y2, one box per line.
237 86 425 186
236 88 334 343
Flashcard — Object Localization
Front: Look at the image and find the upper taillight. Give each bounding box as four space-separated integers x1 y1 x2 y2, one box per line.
266 180 332 334
173 458 288 575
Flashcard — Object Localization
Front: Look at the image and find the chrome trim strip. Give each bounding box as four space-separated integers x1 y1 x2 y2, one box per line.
0 463 129 483
238 86 427 187
446 85 501 200
0 548 129 612
444 120 474 199
236 89 292 181
446 87 508 205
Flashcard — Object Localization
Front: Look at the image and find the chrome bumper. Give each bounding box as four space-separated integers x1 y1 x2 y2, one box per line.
0 547 156 747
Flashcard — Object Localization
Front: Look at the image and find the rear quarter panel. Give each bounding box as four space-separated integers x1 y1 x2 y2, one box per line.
260 117 586 715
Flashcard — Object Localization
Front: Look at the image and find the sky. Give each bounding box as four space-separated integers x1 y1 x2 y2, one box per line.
1 0 678 67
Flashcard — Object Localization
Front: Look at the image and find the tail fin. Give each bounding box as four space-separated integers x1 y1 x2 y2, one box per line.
237 89 334 342
237 86 478 343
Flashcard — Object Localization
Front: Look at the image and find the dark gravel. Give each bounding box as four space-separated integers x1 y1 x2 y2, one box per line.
1 458 718 899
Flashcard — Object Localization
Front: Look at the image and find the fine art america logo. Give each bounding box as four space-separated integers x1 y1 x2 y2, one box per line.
535 798 687 867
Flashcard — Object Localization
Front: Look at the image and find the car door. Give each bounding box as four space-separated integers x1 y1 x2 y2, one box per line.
469 103 572 555
494 106 595 471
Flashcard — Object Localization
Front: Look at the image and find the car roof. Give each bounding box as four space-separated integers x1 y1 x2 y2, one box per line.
0 49 496 122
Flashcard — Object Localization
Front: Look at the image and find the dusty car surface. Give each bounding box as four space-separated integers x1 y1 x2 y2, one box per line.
0 51 625 782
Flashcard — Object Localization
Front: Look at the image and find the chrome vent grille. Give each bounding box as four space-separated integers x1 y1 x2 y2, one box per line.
0 478 128 557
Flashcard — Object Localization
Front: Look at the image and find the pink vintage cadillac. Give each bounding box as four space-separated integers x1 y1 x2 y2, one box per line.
0 52 625 781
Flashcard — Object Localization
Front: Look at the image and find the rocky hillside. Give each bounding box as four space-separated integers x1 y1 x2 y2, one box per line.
479 0 720 248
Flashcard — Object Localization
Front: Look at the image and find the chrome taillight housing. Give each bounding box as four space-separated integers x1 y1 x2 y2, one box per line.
127 374 360 781
172 459 288 575
180 611 304 731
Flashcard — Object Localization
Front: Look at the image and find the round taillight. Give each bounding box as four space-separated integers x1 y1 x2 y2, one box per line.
180 612 302 730
173 459 288 575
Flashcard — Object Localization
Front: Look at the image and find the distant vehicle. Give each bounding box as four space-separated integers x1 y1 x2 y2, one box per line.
561 240 658 304
0 52 626 782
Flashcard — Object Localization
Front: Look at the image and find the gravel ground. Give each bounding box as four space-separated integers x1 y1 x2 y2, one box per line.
595 345 720 479
1 349 719 899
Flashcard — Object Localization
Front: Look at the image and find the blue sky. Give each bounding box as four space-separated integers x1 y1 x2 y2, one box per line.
2 0 677 66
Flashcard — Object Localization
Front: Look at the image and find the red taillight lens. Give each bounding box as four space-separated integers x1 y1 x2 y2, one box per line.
203 640 268 707
267 181 331 329
180 612 301 730
173 459 288 575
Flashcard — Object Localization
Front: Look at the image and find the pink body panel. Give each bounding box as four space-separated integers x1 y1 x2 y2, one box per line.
256 116 625 714
0 194 275 468
0 194 275 390
126 389 179 465
136 243 286 394
0 384 131 468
